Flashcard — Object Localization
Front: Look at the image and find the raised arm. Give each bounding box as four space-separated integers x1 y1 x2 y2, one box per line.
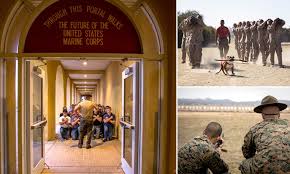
178 20 185 30
197 17 206 27
277 18 285 27
257 20 267 29
281 19 285 26
250 23 257 30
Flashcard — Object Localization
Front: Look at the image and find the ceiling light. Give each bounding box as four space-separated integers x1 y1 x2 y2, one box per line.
84 74 87 78
83 60 87 66
84 82 87 84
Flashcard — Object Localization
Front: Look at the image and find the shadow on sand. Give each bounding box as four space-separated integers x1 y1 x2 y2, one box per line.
228 74 247 78
282 65 290 69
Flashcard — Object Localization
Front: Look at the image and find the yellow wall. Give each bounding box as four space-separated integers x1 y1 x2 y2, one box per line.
6 59 17 174
142 61 160 174
66 77 71 108
101 62 122 138
100 61 137 139
46 61 57 140
55 65 65 134
71 83 75 104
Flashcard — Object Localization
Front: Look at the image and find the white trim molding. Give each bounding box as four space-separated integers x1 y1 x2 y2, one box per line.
140 3 164 54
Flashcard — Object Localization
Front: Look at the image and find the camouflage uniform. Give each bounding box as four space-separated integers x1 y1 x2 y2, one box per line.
244 23 252 62
239 119 290 174
258 21 270 65
179 18 191 63
186 16 205 68
268 19 285 67
233 27 241 58
237 24 243 59
240 24 247 61
250 23 259 62
178 135 229 174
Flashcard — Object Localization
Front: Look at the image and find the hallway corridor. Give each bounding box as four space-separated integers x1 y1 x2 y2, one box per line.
42 139 124 174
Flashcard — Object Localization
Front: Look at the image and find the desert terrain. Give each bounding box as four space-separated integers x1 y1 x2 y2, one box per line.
178 111 290 174
178 43 290 86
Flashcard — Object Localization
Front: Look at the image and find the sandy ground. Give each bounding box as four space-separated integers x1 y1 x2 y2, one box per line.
178 111 290 174
178 43 290 86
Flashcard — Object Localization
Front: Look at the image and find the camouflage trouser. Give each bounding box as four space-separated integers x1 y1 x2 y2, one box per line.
259 41 270 65
245 41 251 61
218 38 229 58
250 41 259 62
240 41 245 61
181 36 187 62
79 118 93 146
235 39 241 58
187 42 202 67
240 156 290 174
269 41 283 66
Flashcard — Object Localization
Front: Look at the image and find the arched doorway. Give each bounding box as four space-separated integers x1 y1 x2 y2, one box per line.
21 1 150 173
1 0 171 173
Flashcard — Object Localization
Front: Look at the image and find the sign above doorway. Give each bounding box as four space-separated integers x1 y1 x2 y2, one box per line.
24 0 142 54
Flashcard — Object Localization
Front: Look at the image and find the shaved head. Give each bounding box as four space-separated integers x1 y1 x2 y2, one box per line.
204 122 223 138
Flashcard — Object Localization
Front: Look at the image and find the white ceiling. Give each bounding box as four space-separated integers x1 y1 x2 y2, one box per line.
75 85 96 88
60 60 111 86
74 81 97 85
61 60 111 70
79 91 93 95
69 74 102 80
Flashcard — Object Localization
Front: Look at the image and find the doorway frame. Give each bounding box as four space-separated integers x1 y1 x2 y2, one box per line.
121 62 140 174
22 57 145 174
24 61 46 173
0 58 7 174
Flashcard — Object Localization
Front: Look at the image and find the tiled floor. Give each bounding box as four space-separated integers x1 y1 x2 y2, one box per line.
41 139 124 174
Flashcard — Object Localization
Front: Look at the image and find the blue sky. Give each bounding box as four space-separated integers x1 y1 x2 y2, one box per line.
178 87 290 102
177 0 290 28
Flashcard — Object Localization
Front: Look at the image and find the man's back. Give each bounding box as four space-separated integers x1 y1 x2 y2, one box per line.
77 100 96 120
242 119 290 173
178 135 228 174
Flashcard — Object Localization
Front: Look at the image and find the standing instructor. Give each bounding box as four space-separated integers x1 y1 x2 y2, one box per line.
216 20 231 58
74 96 98 149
